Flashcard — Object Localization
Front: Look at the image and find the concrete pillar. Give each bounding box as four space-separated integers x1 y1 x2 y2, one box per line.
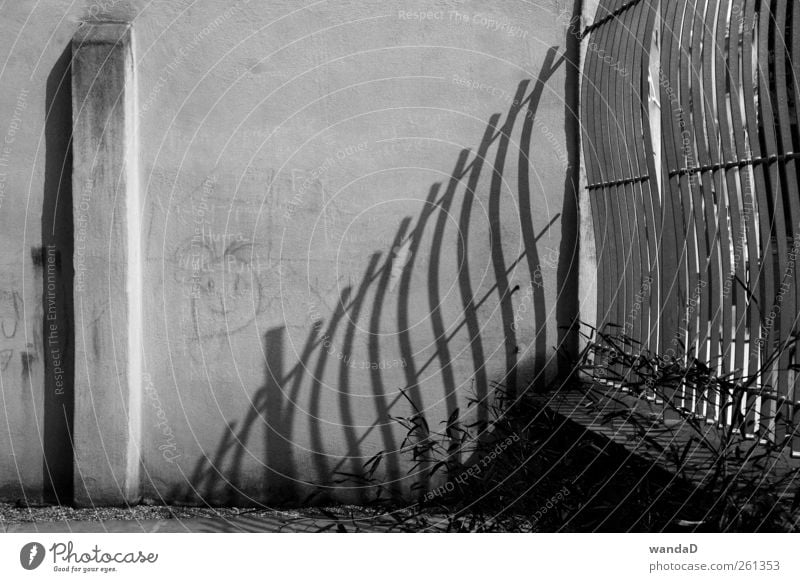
578 1 599 349
71 22 141 506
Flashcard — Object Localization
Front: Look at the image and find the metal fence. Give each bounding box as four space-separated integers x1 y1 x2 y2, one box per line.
581 0 800 450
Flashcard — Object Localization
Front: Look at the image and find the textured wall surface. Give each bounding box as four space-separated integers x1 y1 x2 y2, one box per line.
0 0 578 505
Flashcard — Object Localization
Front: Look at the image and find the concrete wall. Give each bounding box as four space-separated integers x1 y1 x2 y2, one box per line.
0 0 579 505
0 3 77 503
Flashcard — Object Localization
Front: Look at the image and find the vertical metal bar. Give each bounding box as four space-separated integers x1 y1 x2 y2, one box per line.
607 0 630 375
714 0 743 425
753 0 786 438
742 0 775 436
770 2 800 442
677 0 701 411
728 0 754 424
693 0 724 420
638 0 663 360
627 0 652 364
660 0 690 406
589 0 618 377
705 0 733 424
617 0 643 381
598 0 625 380
788 0 800 454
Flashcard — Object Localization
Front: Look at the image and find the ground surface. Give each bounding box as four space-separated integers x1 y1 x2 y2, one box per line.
1 503 520 533
0 503 401 532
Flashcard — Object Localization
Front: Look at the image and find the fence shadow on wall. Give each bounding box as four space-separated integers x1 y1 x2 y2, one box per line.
169 46 575 506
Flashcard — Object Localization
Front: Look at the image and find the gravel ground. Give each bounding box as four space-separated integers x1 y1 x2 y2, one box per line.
0 502 378 526
0 502 533 532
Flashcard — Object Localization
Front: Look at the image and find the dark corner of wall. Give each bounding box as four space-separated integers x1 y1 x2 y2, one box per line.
556 0 583 381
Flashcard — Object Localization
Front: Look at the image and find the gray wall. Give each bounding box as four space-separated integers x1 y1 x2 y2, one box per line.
0 0 580 505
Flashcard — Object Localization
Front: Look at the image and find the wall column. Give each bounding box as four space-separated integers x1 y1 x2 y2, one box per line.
71 22 141 506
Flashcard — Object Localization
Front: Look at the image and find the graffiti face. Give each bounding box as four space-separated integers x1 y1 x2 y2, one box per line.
173 235 269 339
